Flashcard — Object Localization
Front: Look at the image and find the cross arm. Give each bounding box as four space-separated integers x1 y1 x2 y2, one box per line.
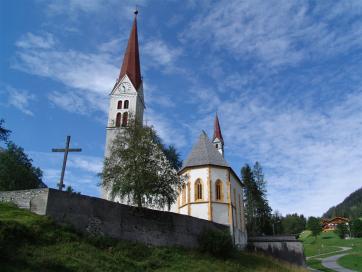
52 148 82 152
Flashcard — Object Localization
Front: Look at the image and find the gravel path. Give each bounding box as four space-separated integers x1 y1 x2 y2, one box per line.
321 253 355 272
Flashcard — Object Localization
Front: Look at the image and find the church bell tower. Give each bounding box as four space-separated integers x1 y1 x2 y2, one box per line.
104 10 145 159
212 113 224 156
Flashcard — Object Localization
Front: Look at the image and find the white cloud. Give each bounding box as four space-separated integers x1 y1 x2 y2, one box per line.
143 39 182 70
181 0 362 67
190 88 362 216
145 108 187 149
68 155 103 174
16 32 55 49
6 86 36 116
13 33 118 116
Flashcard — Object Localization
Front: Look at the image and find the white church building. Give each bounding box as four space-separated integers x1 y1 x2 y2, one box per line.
102 11 247 247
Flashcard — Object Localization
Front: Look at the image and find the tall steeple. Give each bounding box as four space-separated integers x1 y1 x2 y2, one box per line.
212 113 224 156
104 9 145 158
118 10 142 90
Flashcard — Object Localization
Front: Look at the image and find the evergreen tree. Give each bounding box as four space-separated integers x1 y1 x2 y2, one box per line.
242 162 272 235
0 119 11 143
323 187 362 219
253 162 272 234
271 211 284 235
242 164 257 235
101 120 181 209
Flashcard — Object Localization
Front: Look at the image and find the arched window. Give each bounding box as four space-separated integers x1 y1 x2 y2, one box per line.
122 112 128 127
124 100 129 109
115 113 121 127
117 100 122 109
182 184 186 205
215 180 223 201
195 179 203 200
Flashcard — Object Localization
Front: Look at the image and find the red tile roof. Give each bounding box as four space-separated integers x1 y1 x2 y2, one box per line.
213 113 223 143
118 14 142 90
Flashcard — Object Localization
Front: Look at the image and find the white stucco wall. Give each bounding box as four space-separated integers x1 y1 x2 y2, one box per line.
212 203 229 225
230 173 245 232
190 202 208 220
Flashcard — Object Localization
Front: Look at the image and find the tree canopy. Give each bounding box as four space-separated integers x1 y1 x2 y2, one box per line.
0 142 45 191
281 213 306 235
307 216 322 238
101 120 181 209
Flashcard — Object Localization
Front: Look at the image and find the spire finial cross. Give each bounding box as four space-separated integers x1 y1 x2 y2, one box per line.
134 5 139 15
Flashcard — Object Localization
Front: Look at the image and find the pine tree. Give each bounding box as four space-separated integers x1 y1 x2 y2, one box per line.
0 119 11 143
242 162 273 236
253 162 272 234
242 164 257 235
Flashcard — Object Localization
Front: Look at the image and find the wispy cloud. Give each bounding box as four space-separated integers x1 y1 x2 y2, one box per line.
143 39 182 72
191 86 362 216
16 32 55 49
181 0 362 67
6 86 36 116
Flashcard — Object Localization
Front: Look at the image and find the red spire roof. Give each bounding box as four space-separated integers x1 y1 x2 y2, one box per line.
213 113 224 143
118 13 142 90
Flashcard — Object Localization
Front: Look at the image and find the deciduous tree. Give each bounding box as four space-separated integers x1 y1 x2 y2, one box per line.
0 142 44 190
101 120 181 209
307 217 322 239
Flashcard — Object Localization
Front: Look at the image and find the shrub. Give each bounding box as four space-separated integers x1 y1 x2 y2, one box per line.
198 228 234 258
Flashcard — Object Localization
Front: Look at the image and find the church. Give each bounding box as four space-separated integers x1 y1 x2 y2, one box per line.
102 11 247 247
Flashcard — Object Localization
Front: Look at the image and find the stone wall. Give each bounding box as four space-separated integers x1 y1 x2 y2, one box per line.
248 236 305 266
0 188 49 214
0 189 229 248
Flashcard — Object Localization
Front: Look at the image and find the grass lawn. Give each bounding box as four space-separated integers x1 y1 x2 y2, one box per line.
305 259 334 272
338 252 362 271
301 230 362 271
0 203 306 272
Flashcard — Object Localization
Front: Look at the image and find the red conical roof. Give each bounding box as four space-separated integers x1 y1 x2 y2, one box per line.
213 113 223 143
118 13 142 90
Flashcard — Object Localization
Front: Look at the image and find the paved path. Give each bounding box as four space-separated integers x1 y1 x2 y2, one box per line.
307 247 351 260
308 247 353 272
321 253 355 272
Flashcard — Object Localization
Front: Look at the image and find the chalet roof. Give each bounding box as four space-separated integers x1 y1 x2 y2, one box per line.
180 131 229 171
118 13 142 90
213 113 223 143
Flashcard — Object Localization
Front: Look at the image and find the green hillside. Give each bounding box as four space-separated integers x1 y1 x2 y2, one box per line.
0 202 306 272
301 230 362 271
323 187 362 219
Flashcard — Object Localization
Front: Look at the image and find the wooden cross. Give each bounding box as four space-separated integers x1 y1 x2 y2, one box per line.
52 135 82 191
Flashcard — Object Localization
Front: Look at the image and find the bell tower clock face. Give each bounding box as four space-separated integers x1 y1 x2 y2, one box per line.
120 82 131 93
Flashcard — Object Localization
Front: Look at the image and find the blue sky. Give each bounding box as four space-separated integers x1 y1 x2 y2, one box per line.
1 0 362 217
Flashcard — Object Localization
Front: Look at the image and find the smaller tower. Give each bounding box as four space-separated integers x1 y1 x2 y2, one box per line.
212 113 224 156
